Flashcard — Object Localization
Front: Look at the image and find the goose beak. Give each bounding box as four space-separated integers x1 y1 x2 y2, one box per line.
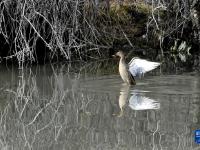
112 53 119 58
112 54 116 57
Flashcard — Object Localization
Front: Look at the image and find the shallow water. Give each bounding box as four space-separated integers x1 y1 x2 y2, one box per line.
0 63 200 150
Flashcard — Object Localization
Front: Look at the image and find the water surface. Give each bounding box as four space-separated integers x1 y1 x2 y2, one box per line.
0 63 200 150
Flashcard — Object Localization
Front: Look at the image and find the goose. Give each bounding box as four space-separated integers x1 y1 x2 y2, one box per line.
113 51 160 85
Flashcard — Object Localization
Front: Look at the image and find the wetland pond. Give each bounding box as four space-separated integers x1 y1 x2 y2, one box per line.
0 61 200 150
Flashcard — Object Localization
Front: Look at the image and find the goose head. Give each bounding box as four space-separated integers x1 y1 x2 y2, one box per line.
112 51 125 59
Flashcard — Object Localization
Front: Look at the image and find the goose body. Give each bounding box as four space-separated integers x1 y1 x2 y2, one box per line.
113 51 160 85
119 57 135 85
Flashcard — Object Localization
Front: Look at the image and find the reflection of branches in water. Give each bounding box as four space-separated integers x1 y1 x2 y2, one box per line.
0 67 66 149
58 59 117 80
0 65 198 149
0 65 108 149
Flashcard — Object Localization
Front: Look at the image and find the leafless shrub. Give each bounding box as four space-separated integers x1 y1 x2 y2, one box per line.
145 0 200 57
0 0 199 65
0 0 115 66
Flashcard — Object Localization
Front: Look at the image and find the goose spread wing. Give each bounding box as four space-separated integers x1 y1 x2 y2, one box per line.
128 58 160 77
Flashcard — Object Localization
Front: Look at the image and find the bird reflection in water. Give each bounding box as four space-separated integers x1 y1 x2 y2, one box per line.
113 83 130 117
114 84 160 117
129 93 160 110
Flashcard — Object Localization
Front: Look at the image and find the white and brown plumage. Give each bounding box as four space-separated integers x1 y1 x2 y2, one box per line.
113 51 160 85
